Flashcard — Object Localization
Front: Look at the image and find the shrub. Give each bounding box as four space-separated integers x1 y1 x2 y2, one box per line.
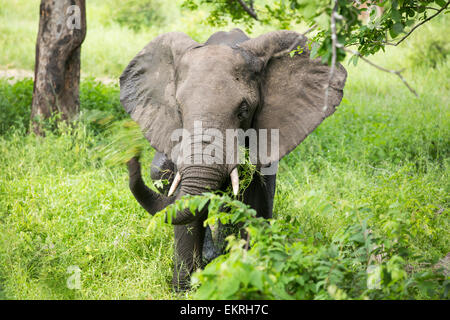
109 0 165 32
152 193 448 300
0 78 34 135
0 78 126 136
79 78 126 119
404 17 450 69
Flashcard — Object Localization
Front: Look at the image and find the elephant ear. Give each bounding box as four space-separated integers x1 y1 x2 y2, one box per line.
240 31 347 165
120 32 199 158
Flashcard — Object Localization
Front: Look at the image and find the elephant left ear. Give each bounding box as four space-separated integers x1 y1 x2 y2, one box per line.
240 31 347 164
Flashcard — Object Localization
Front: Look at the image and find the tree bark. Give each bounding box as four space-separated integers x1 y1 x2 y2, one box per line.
31 0 86 135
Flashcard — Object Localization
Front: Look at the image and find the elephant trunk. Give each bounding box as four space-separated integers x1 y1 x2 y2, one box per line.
165 128 229 223
169 164 226 224
127 157 226 225
128 157 175 214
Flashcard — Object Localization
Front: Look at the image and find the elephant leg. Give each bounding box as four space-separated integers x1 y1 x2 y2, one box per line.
173 218 206 291
150 152 176 195
243 172 277 219
236 172 277 240
202 172 278 265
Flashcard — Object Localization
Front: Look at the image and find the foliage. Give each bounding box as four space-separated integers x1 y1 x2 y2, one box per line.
1 0 257 77
78 79 126 120
0 59 448 298
108 0 166 31
0 123 170 299
182 0 450 64
154 193 448 299
0 78 34 135
0 78 126 136
403 15 450 68
93 119 148 166
1 1 448 77
0 1 448 300
181 0 258 31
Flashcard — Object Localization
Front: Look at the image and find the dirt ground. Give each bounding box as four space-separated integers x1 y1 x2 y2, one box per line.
0 67 117 85
0 68 34 83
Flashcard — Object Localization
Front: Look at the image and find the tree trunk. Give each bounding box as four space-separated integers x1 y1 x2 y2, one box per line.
31 0 86 135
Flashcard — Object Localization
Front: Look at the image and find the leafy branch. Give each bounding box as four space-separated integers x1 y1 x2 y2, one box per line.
183 0 450 97
329 1 419 97
339 45 419 96
387 0 449 46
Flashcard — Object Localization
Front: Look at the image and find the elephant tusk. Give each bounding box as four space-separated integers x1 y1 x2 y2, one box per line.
168 172 181 197
230 167 239 196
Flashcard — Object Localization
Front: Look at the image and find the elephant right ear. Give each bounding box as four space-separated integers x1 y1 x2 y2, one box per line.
120 32 199 158
240 31 347 165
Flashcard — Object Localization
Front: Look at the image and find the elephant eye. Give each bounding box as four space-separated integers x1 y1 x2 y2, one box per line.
237 101 249 121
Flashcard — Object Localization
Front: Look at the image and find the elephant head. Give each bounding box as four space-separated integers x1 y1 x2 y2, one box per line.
121 29 346 221
120 29 347 289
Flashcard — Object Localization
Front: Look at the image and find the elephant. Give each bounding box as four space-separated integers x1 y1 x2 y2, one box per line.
120 28 347 291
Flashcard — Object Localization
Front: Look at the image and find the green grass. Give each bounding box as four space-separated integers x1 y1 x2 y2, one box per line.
0 1 449 300
0 56 447 298
0 125 178 299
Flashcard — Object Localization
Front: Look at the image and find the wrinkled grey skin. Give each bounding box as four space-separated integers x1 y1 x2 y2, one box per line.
149 151 275 261
121 29 347 291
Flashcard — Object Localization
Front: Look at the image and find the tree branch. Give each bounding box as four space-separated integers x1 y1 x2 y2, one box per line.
272 0 425 104
390 1 449 47
338 44 418 97
323 0 419 108
272 24 318 59
302 24 318 36
286 24 318 53
403 6 440 12
323 0 340 112
236 0 258 20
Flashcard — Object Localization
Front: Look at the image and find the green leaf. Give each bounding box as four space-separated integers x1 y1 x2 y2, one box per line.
195 280 216 299
249 269 264 291
436 0 447 8
389 28 398 39
314 12 329 29
198 197 209 212
221 275 241 298
310 42 320 59
391 9 401 22
393 22 404 34
302 4 316 19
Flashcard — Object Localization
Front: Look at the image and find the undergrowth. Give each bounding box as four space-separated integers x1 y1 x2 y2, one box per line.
150 191 448 299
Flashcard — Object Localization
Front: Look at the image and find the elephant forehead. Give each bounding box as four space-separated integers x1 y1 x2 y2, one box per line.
176 45 260 111
180 45 247 76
